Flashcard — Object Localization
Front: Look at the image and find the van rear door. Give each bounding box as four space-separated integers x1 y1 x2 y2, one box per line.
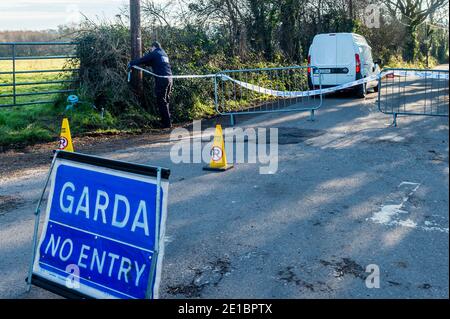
311 34 337 86
335 34 356 84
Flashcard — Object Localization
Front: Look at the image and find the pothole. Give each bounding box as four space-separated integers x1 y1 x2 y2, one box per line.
277 266 333 292
277 128 325 145
166 257 232 298
224 127 325 145
320 258 366 280
0 195 24 215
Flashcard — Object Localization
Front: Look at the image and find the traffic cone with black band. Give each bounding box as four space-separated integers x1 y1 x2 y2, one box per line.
203 124 233 171
58 117 74 152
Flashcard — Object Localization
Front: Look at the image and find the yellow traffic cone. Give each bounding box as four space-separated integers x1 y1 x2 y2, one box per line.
58 117 74 152
203 124 233 171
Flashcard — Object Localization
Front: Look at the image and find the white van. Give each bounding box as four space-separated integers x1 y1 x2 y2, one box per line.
308 33 381 97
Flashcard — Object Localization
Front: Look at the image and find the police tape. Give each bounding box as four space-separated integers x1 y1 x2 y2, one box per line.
218 69 448 98
129 66 449 98
219 73 380 98
129 65 380 97
131 65 217 79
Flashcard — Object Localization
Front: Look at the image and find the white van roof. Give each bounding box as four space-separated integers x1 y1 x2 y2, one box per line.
313 33 370 47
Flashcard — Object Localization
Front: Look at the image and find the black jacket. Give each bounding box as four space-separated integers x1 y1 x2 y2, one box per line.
130 48 173 76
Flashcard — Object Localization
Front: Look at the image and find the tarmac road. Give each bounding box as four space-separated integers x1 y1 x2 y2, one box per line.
0 66 448 299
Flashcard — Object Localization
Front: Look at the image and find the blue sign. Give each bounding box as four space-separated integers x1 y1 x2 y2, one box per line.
31 152 170 299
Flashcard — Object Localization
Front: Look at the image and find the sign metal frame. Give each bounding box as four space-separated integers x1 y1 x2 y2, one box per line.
26 151 170 299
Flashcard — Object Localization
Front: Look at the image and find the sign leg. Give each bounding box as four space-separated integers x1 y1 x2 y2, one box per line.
27 153 58 292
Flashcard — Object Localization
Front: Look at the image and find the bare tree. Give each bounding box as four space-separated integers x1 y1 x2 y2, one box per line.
187 0 249 57
385 0 449 61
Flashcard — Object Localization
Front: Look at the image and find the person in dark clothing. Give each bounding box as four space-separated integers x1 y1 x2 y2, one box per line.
129 41 173 128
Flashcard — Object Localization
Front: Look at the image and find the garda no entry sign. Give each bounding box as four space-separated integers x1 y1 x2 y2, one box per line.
27 151 170 299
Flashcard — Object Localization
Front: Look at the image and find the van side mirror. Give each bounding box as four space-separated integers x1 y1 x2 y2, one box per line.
374 58 382 65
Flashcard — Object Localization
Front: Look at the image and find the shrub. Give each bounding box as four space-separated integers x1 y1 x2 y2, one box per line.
69 22 138 115
68 21 291 128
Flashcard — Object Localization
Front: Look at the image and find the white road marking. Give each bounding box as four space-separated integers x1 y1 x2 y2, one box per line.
368 182 449 234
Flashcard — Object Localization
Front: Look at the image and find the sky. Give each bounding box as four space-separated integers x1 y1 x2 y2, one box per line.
0 0 131 31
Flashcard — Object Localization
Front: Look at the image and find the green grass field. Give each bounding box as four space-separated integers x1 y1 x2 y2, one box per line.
0 59 72 148
0 59 73 106
0 59 66 148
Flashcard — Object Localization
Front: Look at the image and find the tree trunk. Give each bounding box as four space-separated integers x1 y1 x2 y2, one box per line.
130 0 144 105
403 24 418 62
280 0 300 62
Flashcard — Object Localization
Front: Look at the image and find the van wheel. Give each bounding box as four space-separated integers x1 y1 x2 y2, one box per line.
355 82 366 98
373 84 379 93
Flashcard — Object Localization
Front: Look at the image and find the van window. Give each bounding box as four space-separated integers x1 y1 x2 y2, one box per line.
353 35 368 46
361 46 373 64
367 50 373 63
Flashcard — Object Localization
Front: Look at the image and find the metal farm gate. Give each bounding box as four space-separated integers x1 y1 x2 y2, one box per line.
0 42 79 107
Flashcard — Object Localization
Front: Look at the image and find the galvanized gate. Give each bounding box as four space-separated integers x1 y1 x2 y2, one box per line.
0 42 79 107
378 68 449 126
214 66 322 125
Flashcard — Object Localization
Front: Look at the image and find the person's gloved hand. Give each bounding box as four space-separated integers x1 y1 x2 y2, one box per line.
127 64 132 83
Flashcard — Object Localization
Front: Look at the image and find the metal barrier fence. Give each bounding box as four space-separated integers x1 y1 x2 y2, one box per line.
378 68 449 126
215 66 322 125
0 42 79 107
